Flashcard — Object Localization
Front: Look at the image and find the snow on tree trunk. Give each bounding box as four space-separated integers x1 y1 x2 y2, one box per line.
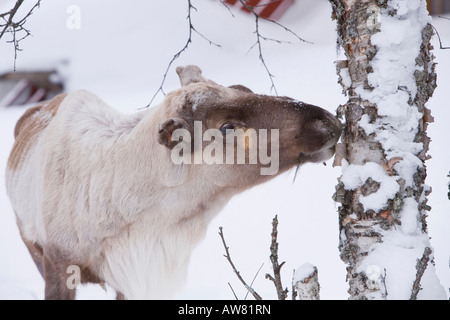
329 0 446 299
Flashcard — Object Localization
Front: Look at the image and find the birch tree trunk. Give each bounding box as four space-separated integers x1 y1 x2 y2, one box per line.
329 0 446 299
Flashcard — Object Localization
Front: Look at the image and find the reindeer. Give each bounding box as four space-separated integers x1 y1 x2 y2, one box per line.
5 65 341 299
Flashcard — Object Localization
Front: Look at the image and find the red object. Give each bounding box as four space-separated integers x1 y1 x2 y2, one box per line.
225 0 294 21
240 0 261 13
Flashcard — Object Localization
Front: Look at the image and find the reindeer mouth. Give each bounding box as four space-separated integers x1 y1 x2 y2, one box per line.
297 144 336 165
292 145 336 181
294 116 342 164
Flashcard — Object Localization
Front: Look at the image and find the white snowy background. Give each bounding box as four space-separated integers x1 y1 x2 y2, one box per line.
0 0 448 299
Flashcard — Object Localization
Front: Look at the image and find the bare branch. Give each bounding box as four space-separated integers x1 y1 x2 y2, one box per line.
410 247 432 300
237 0 312 95
239 0 277 94
0 0 42 70
218 226 263 300
144 0 221 108
219 0 235 18
265 215 288 300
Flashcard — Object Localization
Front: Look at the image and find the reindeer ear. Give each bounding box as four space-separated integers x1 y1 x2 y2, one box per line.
176 65 217 87
176 65 205 86
158 118 188 149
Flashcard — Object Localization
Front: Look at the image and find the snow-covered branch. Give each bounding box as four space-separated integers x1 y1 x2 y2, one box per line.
292 263 320 300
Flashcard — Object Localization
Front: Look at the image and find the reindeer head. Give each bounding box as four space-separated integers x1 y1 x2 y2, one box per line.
157 65 342 188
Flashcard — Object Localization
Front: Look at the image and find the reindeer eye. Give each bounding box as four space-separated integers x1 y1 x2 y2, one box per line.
220 123 235 135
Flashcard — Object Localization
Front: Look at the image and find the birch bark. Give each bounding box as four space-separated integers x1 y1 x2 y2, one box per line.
329 0 445 299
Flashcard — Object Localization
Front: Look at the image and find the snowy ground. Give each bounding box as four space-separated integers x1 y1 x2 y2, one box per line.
0 0 448 300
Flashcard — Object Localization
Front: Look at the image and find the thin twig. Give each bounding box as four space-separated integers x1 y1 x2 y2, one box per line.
240 0 311 44
244 263 264 300
292 164 301 183
0 0 41 70
144 0 221 108
219 226 263 300
237 0 312 95
239 0 277 94
410 247 432 300
259 34 295 45
430 23 450 50
265 215 288 300
228 282 239 300
0 0 24 39
219 0 235 18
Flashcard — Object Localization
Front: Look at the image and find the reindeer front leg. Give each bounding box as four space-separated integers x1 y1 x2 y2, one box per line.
43 252 76 300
